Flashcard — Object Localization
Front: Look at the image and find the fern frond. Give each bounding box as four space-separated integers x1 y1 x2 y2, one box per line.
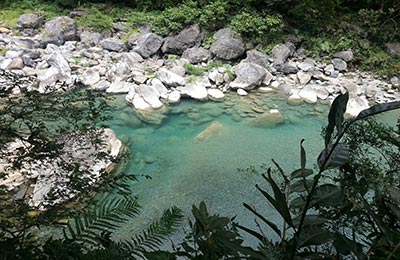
64 196 140 247
121 207 183 257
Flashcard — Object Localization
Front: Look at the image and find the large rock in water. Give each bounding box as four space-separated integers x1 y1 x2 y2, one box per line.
194 122 224 143
161 24 201 54
132 33 163 58
250 109 284 128
0 128 123 209
210 28 245 60
229 62 266 90
39 16 78 46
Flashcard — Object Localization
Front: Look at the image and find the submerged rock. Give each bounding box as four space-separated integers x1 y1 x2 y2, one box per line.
250 109 284 128
194 121 224 143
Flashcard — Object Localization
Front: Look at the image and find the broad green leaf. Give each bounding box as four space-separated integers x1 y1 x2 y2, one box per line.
298 226 333 247
318 143 349 171
355 100 400 121
313 184 344 207
290 179 313 193
333 233 366 260
290 168 314 179
325 92 349 146
243 203 282 237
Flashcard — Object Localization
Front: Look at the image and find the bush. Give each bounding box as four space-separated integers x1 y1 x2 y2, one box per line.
76 7 113 32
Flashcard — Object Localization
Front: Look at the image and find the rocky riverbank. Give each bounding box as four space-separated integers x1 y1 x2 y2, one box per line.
0 13 399 125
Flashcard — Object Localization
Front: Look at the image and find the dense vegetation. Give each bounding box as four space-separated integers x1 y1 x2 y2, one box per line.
0 0 399 75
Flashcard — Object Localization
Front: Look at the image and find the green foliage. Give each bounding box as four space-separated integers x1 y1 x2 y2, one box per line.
76 7 113 32
183 63 204 76
230 9 283 43
206 61 224 70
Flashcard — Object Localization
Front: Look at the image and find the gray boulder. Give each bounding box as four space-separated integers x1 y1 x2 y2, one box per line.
386 42 400 58
333 50 353 62
132 33 163 58
99 38 125 52
182 47 211 64
230 62 266 90
40 16 78 46
297 58 315 71
17 13 43 29
243 50 269 68
80 68 100 86
332 58 347 71
161 24 201 54
210 34 245 61
137 84 164 109
7 58 24 70
272 44 290 66
80 31 102 46
279 63 298 74
156 68 186 87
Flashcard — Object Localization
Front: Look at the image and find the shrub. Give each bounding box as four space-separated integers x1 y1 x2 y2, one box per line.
76 7 113 32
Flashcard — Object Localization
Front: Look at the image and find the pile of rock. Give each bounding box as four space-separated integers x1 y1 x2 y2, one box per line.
0 13 399 121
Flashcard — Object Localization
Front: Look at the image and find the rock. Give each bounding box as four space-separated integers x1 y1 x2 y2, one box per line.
365 81 380 98
177 80 208 100
112 22 128 32
150 78 169 98
287 89 303 105
106 81 135 94
194 122 224 143
299 85 318 104
161 24 201 54
230 62 266 90
250 109 284 128
132 33 163 58
331 58 347 71
80 31 102 46
285 41 297 56
297 58 315 71
208 69 224 85
345 95 370 117
156 68 186 87
210 29 245 60
237 88 248 96
7 58 24 70
80 68 100 86
297 71 311 85
243 50 269 68
272 44 290 66
106 62 130 83
40 16 77 46
122 52 144 68
99 38 125 52
314 87 330 100
333 50 353 62
47 52 71 82
17 13 43 29
93 80 110 91
166 90 181 103
345 82 362 95
324 64 335 75
0 27 11 34
279 63 298 74
182 47 211 64
386 42 400 58
390 76 399 87
263 70 274 86
137 84 164 109
213 28 233 40
207 88 225 100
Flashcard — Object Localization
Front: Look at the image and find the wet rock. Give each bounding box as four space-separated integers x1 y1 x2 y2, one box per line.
132 33 163 58
333 50 353 62
162 24 201 55
194 122 224 143
182 47 211 64
229 62 266 90
99 38 125 52
332 58 347 71
250 109 284 128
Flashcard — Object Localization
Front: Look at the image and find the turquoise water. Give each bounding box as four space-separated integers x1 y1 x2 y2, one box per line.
105 92 331 243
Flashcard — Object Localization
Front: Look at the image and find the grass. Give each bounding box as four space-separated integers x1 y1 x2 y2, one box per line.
207 61 224 70
183 63 204 76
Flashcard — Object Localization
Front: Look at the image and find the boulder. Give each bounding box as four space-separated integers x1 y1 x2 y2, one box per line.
7 58 24 70
345 95 370 117
80 68 100 86
156 68 186 87
132 33 163 58
207 88 225 100
272 44 290 66
40 16 77 46
297 58 315 71
150 78 169 98
297 71 311 85
177 80 208 100
36 51 71 91
80 31 102 46
331 58 347 71
166 90 181 103
250 109 284 128
279 63 298 74
106 81 135 94
213 28 233 40
210 29 245 60
287 89 304 105
230 62 266 90
298 85 318 104
333 50 353 62
194 122 224 143
161 24 201 54
17 13 43 29
99 38 125 52
237 88 248 96
386 42 400 58
182 47 211 64
93 80 110 91
137 84 164 109
243 50 269 68
106 62 130 83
